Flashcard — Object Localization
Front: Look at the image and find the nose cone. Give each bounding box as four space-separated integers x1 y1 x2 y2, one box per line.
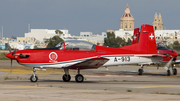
173 50 178 57
5 52 15 59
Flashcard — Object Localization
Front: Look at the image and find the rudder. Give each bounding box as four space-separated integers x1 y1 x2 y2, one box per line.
138 24 157 54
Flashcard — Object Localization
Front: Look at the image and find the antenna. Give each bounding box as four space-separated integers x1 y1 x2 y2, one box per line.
28 23 30 32
2 26 3 38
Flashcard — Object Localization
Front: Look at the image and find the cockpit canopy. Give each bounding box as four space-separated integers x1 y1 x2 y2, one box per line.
55 40 95 51
156 42 168 50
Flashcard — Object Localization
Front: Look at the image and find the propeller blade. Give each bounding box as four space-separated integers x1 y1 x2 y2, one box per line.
7 43 12 53
12 49 16 56
169 43 174 50
10 59 12 73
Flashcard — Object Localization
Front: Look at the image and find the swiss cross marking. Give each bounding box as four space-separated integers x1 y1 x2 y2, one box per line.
149 33 154 40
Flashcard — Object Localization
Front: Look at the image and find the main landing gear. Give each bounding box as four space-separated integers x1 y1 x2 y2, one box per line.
170 64 177 76
62 68 71 82
137 63 177 76
63 68 84 83
166 64 177 76
165 58 177 76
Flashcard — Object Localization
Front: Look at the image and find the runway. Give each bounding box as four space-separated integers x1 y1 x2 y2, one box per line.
1 60 180 101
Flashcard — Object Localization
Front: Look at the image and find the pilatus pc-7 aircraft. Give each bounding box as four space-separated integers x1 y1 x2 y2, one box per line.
132 27 180 76
6 24 167 83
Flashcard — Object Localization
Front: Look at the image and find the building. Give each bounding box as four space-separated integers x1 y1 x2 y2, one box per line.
120 4 135 30
110 5 134 41
153 12 163 30
155 30 180 45
78 32 107 46
25 29 71 42
114 29 133 41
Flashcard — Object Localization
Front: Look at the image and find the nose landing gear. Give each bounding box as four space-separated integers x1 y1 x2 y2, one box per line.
30 68 38 82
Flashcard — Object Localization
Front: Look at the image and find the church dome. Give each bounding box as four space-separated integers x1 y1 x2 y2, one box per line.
120 5 134 21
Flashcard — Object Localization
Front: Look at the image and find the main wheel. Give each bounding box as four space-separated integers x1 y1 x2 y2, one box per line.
173 68 177 75
75 74 84 83
167 70 170 76
138 69 143 75
62 74 71 82
30 75 38 82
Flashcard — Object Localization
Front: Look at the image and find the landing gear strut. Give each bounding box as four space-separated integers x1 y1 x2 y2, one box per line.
30 68 38 82
138 65 144 75
62 68 71 82
164 57 174 76
172 64 177 75
62 68 84 82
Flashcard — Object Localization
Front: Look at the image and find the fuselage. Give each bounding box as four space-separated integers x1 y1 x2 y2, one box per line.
6 44 161 69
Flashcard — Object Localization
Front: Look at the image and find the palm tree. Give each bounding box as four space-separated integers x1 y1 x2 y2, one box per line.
55 30 63 37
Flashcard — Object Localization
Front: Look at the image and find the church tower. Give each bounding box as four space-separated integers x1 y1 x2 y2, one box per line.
120 4 135 30
153 12 163 30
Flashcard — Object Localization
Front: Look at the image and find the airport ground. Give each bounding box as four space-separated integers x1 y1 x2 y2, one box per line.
1 60 180 101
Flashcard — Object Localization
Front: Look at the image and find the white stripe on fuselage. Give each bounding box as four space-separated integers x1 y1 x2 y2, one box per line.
18 54 162 68
102 55 162 66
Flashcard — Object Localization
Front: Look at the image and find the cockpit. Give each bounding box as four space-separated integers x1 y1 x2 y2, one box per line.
156 42 168 50
55 40 95 51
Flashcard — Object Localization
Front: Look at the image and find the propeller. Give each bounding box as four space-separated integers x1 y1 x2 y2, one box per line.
7 43 16 74
169 43 174 53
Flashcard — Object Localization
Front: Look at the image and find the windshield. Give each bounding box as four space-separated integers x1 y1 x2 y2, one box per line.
55 42 64 50
156 42 168 50
56 40 95 51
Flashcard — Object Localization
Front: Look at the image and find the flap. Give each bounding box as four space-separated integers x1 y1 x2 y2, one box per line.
67 57 109 70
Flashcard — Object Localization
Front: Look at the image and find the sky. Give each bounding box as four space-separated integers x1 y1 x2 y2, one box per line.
0 0 180 38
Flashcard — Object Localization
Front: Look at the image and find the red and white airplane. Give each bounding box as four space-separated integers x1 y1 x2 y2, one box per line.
132 27 179 76
6 24 164 83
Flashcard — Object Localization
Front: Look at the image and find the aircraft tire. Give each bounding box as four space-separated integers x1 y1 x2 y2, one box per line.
173 68 177 75
75 74 84 83
62 74 71 82
30 75 38 82
138 69 143 75
167 70 170 76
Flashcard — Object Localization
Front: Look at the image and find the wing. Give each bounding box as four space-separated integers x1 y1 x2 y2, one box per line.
67 57 109 69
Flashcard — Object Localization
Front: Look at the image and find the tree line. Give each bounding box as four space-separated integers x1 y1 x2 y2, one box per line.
103 32 132 48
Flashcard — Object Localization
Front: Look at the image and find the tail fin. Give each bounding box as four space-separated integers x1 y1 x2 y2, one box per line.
120 24 157 54
132 28 140 44
138 24 157 53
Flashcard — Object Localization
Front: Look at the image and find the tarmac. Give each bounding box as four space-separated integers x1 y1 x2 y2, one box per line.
1 60 180 101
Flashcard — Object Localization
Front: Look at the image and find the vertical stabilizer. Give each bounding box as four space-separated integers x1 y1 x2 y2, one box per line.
132 28 140 44
119 24 157 54
138 24 157 53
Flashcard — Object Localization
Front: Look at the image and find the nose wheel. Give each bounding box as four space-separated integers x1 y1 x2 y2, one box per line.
30 75 38 82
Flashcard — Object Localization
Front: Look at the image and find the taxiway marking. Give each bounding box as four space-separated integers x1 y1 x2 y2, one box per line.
130 85 176 89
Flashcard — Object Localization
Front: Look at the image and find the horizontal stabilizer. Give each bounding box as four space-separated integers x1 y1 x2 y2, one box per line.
134 54 164 57
174 60 180 64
